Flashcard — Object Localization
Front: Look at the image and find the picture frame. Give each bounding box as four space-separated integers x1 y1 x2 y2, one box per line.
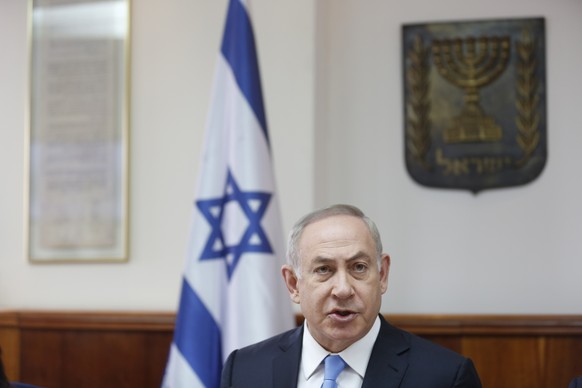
27 0 131 262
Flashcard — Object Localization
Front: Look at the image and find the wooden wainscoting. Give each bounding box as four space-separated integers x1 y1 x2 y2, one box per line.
388 315 582 388
1 311 581 388
0 311 174 388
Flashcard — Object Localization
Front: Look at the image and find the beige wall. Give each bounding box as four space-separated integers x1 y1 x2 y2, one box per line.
1 0 581 314
315 0 582 314
0 0 315 311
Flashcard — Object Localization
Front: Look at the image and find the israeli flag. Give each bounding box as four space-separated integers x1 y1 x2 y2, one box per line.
161 1 295 387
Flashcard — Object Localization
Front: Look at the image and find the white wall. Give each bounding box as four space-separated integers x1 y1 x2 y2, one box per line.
315 0 582 314
1 0 581 315
0 0 315 311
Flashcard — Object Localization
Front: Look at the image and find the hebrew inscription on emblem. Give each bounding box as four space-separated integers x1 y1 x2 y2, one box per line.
403 18 546 192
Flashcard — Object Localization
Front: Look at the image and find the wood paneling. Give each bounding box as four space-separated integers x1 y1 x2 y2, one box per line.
1 311 581 388
388 315 582 388
0 313 20 382
0 311 174 388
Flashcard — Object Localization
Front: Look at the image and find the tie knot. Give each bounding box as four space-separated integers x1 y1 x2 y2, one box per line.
322 355 346 388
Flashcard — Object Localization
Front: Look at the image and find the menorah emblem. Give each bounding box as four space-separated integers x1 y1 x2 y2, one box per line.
432 36 510 143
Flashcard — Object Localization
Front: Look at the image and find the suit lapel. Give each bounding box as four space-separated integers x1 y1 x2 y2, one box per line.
361 316 410 388
270 317 409 388
272 325 303 388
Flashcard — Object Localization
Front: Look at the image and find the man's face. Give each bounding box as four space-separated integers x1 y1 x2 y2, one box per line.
282 214 390 353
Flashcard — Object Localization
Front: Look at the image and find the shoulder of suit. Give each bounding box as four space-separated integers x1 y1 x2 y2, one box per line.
381 317 469 362
235 326 302 355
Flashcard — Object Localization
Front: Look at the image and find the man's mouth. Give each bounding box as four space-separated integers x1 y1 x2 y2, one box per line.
329 309 357 320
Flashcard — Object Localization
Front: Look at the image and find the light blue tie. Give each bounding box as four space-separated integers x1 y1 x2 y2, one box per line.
321 355 347 388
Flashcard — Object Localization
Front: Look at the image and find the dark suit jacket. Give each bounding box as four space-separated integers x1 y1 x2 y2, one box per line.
569 376 582 388
221 315 481 387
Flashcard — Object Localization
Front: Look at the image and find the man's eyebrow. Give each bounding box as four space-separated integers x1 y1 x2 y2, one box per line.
311 252 372 263
311 257 334 264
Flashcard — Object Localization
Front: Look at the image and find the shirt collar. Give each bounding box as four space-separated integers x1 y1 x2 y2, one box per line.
301 316 381 380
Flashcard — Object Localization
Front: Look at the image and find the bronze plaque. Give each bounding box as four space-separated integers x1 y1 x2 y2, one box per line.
403 18 546 192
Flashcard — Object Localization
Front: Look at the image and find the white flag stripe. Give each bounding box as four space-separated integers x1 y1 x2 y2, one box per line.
164 346 205 388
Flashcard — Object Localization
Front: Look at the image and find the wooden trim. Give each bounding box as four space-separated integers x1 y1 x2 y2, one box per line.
2 310 582 334
0 310 175 331
385 314 582 335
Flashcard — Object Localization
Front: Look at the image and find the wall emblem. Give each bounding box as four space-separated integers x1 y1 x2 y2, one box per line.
403 18 546 192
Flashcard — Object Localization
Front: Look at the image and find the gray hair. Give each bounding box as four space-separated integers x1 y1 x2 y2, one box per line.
286 204 383 276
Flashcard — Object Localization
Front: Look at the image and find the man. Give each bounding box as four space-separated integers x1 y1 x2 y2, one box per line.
0 348 43 388
570 376 582 388
221 204 482 387
0 348 9 388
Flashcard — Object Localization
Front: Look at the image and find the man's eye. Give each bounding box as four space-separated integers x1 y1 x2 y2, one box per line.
353 263 368 273
315 266 330 274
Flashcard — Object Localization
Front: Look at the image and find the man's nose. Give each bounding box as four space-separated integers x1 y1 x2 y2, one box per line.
331 270 354 299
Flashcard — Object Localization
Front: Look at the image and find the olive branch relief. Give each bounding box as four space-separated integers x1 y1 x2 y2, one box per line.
515 29 541 168
406 35 432 170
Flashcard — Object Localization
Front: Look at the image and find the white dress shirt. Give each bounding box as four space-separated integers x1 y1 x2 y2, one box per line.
296 316 381 388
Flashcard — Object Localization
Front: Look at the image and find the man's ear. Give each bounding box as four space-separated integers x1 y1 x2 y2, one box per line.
379 254 390 294
281 265 301 304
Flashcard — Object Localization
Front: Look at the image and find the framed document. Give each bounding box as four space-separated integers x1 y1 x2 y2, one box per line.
27 0 131 262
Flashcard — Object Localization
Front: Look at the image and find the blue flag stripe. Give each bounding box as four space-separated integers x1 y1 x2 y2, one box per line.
221 0 269 145
173 278 222 387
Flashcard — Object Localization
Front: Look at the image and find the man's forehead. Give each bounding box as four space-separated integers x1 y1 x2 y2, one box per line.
301 215 370 242
298 216 375 258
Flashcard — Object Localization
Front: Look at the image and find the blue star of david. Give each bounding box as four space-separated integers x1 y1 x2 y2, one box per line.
196 170 273 280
